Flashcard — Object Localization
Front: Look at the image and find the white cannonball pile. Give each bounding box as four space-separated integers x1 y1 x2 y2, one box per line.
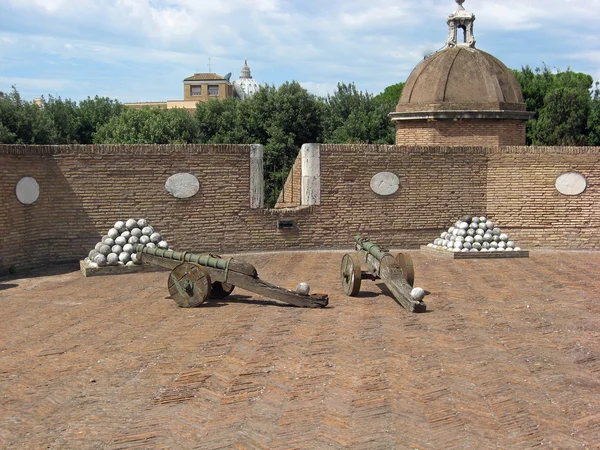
427 216 522 254
84 218 170 268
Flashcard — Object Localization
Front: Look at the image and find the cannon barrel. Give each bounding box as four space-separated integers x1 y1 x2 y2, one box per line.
354 235 389 262
134 245 231 270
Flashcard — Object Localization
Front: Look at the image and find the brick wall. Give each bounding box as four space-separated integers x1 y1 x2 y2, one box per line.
396 119 527 146
1 144 598 274
275 153 303 207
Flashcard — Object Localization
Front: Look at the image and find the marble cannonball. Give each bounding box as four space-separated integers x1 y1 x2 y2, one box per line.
119 252 131 263
120 230 131 240
99 244 111 256
131 228 143 238
94 254 107 267
95 242 103 251
137 218 148 228
411 287 426 301
150 232 162 244
142 226 154 236
107 228 119 239
485 221 494 230
139 235 150 245
128 236 139 245
89 250 99 260
131 253 141 265
112 245 123 255
126 219 138 230
107 253 119 266
114 221 126 233
492 228 501 236
499 233 509 242
296 282 310 296
103 237 115 247
507 241 515 249
123 244 134 254
146 243 156 249
126 261 135 267
115 236 127 247
158 240 169 249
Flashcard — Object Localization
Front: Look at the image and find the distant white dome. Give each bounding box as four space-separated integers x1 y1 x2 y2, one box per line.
233 59 260 99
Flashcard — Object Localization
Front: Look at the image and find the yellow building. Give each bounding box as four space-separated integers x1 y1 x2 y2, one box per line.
125 72 235 110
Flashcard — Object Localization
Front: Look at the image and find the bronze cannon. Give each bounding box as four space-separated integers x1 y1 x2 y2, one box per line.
340 236 426 313
134 245 328 309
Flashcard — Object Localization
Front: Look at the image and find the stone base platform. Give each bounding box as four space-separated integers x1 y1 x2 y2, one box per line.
420 245 529 259
79 260 167 277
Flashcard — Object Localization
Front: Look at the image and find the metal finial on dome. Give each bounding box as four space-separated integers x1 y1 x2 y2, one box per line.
446 0 476 48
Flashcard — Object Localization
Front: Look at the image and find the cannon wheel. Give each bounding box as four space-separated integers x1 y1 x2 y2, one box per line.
168 263 211 308
395 253 415 287
209 282 235 300
341 253 361 296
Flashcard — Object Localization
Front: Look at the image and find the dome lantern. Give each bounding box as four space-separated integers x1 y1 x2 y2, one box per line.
446 0 476 48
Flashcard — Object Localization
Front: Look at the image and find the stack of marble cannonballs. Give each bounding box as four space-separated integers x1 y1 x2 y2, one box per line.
85 219 169 268
427 216 522 253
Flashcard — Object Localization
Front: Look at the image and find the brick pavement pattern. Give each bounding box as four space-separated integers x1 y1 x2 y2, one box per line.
1 251 599 449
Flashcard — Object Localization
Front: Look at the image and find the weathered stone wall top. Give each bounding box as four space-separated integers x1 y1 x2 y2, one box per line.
0 144 253 156
321 144 600 156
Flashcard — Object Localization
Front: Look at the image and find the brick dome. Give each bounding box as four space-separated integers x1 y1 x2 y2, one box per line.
390 0 533 146
396 47 528 115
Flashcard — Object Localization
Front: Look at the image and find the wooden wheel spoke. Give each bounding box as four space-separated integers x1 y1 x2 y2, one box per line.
340 253 361 296
167 263 211 307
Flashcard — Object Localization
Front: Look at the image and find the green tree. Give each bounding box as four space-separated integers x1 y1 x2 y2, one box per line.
513 65 594 145
322 82 395 144
94 107 200 144
42 95 81 144
77 96 124 144
532 87 591 145
0 87 56 144
195 98 252 144
373 82 405 107
588 83 600 146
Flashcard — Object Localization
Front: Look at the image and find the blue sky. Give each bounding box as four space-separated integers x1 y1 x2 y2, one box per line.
1 0 599 103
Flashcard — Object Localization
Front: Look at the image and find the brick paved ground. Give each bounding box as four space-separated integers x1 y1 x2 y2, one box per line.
1 250 599 449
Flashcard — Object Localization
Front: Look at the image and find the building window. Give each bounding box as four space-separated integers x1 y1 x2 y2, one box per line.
191 85 202 96
208 85 219 97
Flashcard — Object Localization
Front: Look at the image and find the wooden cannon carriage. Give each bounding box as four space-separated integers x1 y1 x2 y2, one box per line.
341 236 426 313
135 245 328 309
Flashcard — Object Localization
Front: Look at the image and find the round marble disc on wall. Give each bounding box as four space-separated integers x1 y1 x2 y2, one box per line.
370 172 400 196
165 173 200 199
555 172 587 196
16 177 40 205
